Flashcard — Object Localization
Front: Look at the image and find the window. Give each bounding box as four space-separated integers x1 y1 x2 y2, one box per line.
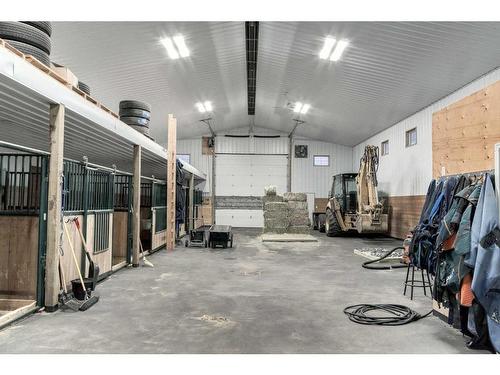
381 140 389 155
177 154 191 164
405 128 417 147
313 155 330 167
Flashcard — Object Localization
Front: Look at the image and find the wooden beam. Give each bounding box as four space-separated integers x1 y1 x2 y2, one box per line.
45 103 65 311
132 145 141 266
189 173 195 230
166 114 177 251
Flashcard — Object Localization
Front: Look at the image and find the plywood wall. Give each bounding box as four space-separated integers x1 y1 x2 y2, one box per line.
0 216 39 299
112 212 128 262
386 195 426 239
433 80 500 177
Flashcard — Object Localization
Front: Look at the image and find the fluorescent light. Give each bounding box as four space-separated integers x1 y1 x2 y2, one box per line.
204 101 213 112
293 102 303 113
300 104 310 114
195 102 206 113
173 35 190 57
330 40 349 61
319 37 336 59
161 37 179 59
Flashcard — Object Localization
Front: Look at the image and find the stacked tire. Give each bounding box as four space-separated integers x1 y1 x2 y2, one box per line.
119 100 151 137
78 81 91 96
0 22 52 67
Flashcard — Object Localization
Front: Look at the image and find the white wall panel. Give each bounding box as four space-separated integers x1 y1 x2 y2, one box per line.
353 68 500 197
215 209 264 228
177 138 212 193
292 139 354 198
216 154 287 196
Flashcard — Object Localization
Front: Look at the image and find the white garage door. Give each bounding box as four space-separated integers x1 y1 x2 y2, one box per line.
215 154 287 227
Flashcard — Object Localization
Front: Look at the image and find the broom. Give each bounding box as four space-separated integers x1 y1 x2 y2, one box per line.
140 239 154 268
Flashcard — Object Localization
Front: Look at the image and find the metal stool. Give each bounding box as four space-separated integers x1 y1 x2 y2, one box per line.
403 263 433 300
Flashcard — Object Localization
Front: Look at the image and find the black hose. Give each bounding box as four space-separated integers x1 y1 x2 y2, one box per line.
343 304 433 326
362 246 408 270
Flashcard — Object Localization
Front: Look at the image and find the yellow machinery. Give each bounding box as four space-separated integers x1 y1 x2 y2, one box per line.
325 145 388 236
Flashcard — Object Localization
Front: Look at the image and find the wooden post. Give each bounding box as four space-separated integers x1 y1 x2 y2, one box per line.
166 114 177 251
132 145 141 266
45 103 65 311
189 173 195 230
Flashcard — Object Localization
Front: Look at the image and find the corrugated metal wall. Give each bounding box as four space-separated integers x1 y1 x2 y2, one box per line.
178 135 354 197
353 68 500 197
291 139 353 197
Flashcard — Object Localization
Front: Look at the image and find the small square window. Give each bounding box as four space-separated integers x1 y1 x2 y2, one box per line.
177 154 191 164
405 128 417 147
313 155 330 167
381 140 389 156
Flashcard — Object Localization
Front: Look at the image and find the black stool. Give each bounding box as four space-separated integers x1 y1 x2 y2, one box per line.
403 263 433 300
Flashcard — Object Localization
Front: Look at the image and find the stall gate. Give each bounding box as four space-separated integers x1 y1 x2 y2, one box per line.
61 160 114 284
0 152 48 319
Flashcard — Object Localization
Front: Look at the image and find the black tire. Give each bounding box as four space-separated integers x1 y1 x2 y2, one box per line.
20 21 52 37
185 240 189 247
0 22 51 54
318 214 326 233
325 209 342 237
128 124 150 136
78 81 91 95
120 116 150 127
119 100 151 112
5 40 50 66
119 108 151 120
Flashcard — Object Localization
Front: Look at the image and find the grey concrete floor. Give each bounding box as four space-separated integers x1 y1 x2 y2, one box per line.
0 228 476 353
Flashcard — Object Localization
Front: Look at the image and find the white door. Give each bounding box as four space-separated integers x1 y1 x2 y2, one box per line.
215 154 288 227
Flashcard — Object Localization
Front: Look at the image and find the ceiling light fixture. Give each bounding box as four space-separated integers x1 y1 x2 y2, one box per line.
204 101 213 112
293 102 303 113
195 102 206 113
300 104 310 114
196 101 213 113
319 36 336 59
161 37 179 59
330 40 349 61
173 35 190 57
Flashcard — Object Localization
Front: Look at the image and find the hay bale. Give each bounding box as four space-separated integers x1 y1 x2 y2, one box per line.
264 185 277 196
287 201 308 211
283 192 307 202
263 195 284 205
287 225 311 234
264 202 289 212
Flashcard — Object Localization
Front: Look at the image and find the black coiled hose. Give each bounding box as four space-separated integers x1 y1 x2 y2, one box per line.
361 246 408 270
343 304 432 326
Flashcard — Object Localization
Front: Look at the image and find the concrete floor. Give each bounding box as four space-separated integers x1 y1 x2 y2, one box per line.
0 228 476 353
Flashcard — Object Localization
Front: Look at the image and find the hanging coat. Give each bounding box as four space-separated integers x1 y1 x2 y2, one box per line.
176 160 186 224
469 175 500 353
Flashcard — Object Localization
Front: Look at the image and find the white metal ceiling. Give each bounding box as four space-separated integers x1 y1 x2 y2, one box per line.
50 22 500 146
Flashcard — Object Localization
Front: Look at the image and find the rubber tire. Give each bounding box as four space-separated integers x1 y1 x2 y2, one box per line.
20 21 52 37
78 81 91 95
318 213 326 233
120 116 150 127
0 22 51 54
128 124 150 136
5 40 50 66
119 100 151 112
325 209 342 237
119 108 151 120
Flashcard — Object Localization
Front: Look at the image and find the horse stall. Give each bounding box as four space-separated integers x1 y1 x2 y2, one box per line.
112 174 132 270
0 150 47 328
140 178 167 253
59 160 114 292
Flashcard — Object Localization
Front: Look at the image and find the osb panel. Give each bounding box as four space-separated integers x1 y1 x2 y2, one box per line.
112 212 128 259
202 136 214 155
433 79 500 177
386 195 426 239
0 216 38 298
314 198 329 213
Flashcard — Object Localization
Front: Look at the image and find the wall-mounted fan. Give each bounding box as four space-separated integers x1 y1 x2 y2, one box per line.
295 145 308 158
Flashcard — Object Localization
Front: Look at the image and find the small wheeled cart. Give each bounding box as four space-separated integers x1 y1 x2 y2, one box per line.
185 224 210 248
208 225 233 249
